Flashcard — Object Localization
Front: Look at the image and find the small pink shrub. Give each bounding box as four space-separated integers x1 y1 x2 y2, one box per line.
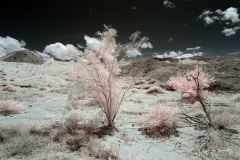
130 88 139 93
168 65 216 126
135 79 146 85
39 86 48 91
139 105 181 137
230 94 240 103
167 65 214 103
0 100 24 115
2 85 22 92
146 86 165 94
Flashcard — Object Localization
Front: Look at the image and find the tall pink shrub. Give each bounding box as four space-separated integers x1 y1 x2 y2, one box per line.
167 65 214 102
69 25 152 129
167 65 214 125
78 26 125 128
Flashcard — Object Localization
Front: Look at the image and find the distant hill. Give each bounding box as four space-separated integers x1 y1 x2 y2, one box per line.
0 50 45 65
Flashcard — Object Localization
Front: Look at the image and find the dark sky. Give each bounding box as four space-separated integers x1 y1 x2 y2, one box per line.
1 0 240 56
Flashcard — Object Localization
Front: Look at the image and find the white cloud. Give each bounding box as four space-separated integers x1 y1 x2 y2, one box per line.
154 47 203 59
34 50 53 60
0 36 26 57
126 48 142 57
227 50 240 56
199 10 212 19
163 0 175 8
222 26 240 36
167 37 173 42
84 35 104 51
203 16 216 25
186 46 201 51
215 9 222 14
132 6 137 10
199 7 240 36
141 42 153 49
43 43 81 61
221 7 240 23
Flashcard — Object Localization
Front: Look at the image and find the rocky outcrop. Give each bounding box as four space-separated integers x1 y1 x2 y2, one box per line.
0 50 44 65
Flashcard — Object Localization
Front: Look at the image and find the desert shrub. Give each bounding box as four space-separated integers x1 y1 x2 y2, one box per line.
212 107 240 129
167 65 214 126
68 68 88 101
29 126 52 137
66 136 85 151
0 100 24 115
0 125 51 157
2 85 22 92
230 93 240 103
64 113 83 135
39 86 49 91
148 79 156 84
68 25 152 131
87 138 120 160
135 79 146 85
146 86 165 94
167 65 214 103
40 155 72 160
130 88 139 93
139 104 181 137
70 99 97 109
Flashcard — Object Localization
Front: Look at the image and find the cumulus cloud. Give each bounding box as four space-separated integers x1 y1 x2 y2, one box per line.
43 43 81 61
215 9 222 14
84 35 104 51
163 0 175 8
154 51 182 58
186 46 201 51
222 26 240 36
199 10 212 18
34 50 53 60
154 46 203 59
203 16 216 25
0 36 26 57
198 7 240 36
222 7 240 23
154 51 203 59
141 42 153 49
126 48 142 57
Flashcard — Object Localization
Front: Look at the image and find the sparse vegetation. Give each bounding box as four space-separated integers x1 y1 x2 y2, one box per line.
230 93 240 103
0 100 24 115
0 26 239 160
139 104 181 137
2 85 22 92
146 86 165 94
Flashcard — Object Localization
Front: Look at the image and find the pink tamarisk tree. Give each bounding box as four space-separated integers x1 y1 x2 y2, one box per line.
69 25 152 130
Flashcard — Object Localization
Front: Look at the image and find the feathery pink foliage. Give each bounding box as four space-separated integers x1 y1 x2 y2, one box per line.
140 105 181 136
146 86 165 94
79 26 125 127
167 65 214 101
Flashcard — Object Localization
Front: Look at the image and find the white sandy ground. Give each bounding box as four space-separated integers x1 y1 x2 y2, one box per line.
0 60 239 160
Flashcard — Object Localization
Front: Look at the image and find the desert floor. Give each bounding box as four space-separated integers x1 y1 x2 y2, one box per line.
0 58 239 160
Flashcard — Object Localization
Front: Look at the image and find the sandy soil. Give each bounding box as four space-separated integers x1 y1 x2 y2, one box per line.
0 58 239 160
